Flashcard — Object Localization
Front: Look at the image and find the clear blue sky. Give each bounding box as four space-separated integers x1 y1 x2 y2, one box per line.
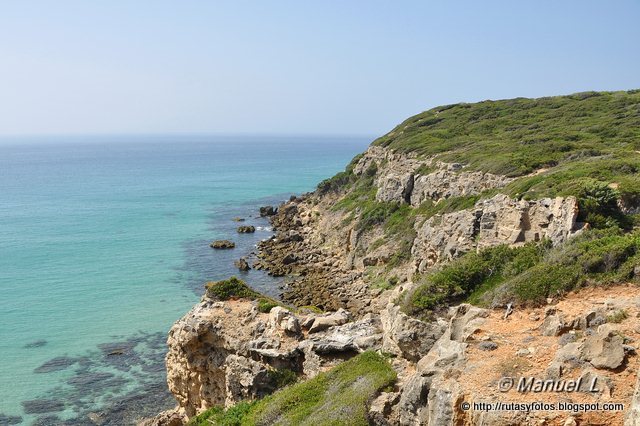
0 1 638 136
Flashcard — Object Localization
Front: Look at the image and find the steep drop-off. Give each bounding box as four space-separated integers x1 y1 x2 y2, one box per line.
147 90 640 426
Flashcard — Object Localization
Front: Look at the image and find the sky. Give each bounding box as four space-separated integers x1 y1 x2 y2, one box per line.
0 1 638 137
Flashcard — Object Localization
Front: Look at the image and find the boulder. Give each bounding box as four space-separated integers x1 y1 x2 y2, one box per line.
540 313 572 336
138 408 186 426
308 308 352 333
375 173 414 203
234 258 250 271
580 326 626 369
210 240 235 249
224 354 270 406
259 206 277 217
237 225 256 233
380 303 448 362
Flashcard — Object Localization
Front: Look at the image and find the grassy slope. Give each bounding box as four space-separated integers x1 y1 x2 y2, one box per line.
317 90 640 317
403 229 640 319
187 351 396 426
374 90 640 203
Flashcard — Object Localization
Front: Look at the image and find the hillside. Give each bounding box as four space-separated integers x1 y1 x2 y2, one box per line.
146 90 640 426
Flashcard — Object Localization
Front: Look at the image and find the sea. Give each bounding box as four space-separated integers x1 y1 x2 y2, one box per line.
0 135 370 425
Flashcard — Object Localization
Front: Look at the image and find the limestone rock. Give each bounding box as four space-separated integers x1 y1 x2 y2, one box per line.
412 194 582 272
234 257 250 271
580 326 626 369
307 308 352 333
627 366 640 425
410 167 512 205
380 303 448 362
259 206 277 217
224 355 270 406
209 240 235 249
375 172 414 203
138 408 186 426
237 225 256 233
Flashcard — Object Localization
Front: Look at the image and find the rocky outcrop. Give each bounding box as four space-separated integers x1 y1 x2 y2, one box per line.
165 296 383 420
395 304 487 425
209 240 235 249
253 146 583 313
380 291 448 362
377 286 640 426
234 257 250 271
376 172 414 203
354 146 512 205
412 194 583 272
410 165 512 206
259 206 277 217
237 225 256 233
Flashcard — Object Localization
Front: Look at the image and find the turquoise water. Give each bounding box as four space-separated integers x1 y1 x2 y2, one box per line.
0 135 369 425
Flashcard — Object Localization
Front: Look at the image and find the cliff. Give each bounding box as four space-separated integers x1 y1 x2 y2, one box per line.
147 90 640 425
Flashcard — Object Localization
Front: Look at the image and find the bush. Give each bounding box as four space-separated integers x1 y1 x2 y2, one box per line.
576 179 630 229
607 309 629 324
404 243 545 316
205 277 260 300
404 229 640 317
510 264 583 303
266 368 298 390
187 401 256 426
206 278 281 312
245 351 396 426
257 298 279 313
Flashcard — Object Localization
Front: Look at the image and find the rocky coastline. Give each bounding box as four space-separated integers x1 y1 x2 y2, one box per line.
146 92 640 425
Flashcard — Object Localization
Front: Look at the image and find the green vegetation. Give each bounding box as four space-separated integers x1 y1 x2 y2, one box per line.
316 91 640 305
316 153 364 195
373 90 640 206
296 305 324 314
205 277 281 313
607 309 629 324
403 242 547 317
190 351 396 426
245 351 395 426
266 368 298 390
187 401 257 426
375 90 640 173
366 267 399 290
403 229 640 318
206 277 261 300
257 299 279 313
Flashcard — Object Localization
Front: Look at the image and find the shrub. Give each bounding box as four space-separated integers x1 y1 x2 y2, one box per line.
206 278 281 312
510 264 583 303
187 401 256 426
576 179 630 229
266 368 298 390
245 351 396 426
607 309 629 324
205 277 260 300
257 298 279 313
404 243 544 316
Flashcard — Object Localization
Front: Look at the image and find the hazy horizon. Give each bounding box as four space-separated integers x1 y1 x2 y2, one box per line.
1 1 639 137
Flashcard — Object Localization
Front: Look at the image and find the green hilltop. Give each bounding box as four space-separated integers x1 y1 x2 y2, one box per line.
373 90 640 204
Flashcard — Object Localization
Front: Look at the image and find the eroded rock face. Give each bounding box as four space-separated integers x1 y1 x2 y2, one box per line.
412 194 582 272
580 325 626 370
354 146 512 206
395 304 487 425
165 298 383 420
376 172 414 203
165 299 301 417
410 167 512 206
380 296 448 362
